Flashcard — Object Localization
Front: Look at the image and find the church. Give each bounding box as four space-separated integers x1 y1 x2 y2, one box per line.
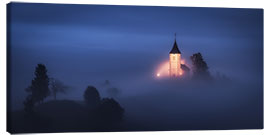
155 35 190 78
169 35 190 77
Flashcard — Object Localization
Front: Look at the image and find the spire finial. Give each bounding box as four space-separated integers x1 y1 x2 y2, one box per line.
170 33 181 54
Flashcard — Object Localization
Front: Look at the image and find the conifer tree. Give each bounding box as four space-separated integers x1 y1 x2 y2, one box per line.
190 53 211 79
26 64 50 105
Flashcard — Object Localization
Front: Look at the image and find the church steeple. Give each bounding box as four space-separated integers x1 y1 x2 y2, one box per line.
169 33 182 77
169 33 181 54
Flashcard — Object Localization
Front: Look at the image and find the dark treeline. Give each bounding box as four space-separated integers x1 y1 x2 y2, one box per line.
8 64 125 133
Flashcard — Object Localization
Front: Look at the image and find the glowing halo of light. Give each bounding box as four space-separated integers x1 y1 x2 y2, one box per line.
155 61 170 78
181 59 185 64
180 70 183 75
155 59 188 78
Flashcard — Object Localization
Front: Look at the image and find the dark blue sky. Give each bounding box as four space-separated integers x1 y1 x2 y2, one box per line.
8 3 263 110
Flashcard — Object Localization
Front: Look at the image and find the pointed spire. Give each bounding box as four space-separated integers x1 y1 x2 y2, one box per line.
170 33 181 54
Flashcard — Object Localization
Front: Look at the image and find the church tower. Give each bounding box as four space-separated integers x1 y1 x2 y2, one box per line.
169 34 182 77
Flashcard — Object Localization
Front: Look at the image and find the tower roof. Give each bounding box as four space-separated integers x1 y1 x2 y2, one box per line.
170 40 181 54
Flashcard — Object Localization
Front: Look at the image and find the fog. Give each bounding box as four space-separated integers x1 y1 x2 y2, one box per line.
8 3 263 130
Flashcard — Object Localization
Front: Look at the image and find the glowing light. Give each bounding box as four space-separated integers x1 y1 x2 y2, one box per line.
169 53 181 77
181 59 185 64
180 70 183 75
155 61 170 78
155 59 187 78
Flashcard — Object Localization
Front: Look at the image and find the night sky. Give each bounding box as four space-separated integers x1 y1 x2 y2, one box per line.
8 3 263 111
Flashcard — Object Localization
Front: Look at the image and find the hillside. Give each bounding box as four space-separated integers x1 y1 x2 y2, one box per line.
8 100 123 133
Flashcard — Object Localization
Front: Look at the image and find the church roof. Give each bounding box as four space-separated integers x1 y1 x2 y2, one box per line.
170 40 181 54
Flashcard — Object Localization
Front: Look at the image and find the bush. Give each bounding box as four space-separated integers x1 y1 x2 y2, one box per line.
83 86 101 108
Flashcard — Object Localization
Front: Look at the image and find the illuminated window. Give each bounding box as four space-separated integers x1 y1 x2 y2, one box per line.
173 56 175 60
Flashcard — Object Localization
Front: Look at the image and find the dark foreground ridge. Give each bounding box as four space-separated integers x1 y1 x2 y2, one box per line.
8 100 124 133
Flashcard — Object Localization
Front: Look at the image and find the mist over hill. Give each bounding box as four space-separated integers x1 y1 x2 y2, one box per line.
7 3 263 133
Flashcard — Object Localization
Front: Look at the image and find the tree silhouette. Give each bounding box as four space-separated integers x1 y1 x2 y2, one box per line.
190 53 211 80
83 86 101 108
97 98 124 123
26 64 50 104
50 78 69 100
